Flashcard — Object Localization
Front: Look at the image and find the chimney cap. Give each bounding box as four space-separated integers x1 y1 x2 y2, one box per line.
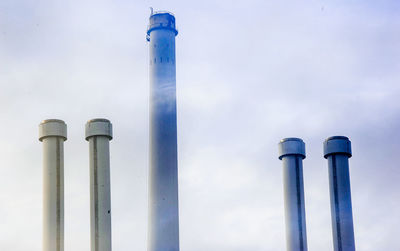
39 119 67 141
147 10 178 36
85 118 113 141
323 136 352 158
278 137 306 160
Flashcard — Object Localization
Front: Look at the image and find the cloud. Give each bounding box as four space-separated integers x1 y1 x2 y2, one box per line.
0 0 399 250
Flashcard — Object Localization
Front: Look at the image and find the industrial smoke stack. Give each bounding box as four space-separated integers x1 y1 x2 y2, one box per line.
324 136 355 251
39 119 67 251
85 119 113 251
278 138 308 251
147 10 180 251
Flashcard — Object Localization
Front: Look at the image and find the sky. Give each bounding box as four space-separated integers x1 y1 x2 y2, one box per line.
1 0 400 250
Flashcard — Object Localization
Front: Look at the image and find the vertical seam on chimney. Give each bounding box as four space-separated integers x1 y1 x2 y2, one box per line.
332 155 342 251
56 137 61 251
94 137 99 251
295 157 304 251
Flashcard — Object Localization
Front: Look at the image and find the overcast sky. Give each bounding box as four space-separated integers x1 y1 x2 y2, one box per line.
1 0 400 250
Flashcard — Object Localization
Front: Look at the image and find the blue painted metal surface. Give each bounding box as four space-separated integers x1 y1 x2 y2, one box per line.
279 138 308 251
147 11 180 251
324 136 355 251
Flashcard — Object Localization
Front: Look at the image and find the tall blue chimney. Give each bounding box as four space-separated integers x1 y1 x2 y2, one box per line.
146 10 180 251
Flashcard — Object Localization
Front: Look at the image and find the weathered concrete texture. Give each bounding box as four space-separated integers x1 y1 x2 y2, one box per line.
39 119 67 251
86 119 113 251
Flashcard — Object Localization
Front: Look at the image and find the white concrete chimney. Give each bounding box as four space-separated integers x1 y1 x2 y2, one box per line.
39 119 67 251
85 118 113 251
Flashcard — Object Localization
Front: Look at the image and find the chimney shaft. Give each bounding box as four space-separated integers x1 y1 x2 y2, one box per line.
324 136 355 251
86 119 113 251
278 138 308 251
39 119 67 251
147 11 180 251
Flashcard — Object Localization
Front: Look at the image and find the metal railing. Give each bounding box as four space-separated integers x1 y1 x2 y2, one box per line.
152 10 175 16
